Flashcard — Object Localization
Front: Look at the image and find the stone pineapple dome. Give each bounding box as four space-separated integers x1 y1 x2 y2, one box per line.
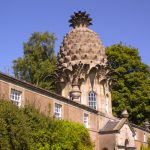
58 11 106 70
56 11 113 101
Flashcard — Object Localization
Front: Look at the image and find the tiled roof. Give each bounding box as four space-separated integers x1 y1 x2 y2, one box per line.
100 118 135 135
101 120 119 132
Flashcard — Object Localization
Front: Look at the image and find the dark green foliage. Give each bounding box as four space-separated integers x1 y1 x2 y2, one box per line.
106 43 150 125
148 137 150 147
0 100 31 150
49 120 93 150
0 100 93 150
13 32 57 91
0 118 10 150
140 144 150 150
23 106 51 150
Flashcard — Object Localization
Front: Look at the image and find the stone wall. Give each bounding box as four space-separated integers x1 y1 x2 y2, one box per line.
116 124 135 148
0 78 100 149
133 126 150 150
99 134 116 150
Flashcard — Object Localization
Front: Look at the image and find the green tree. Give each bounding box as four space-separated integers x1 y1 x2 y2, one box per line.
106 43 150 125
13 32 57 91
0 100 93 150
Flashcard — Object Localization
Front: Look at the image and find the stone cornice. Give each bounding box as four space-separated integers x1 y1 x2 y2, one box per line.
131 123 150 133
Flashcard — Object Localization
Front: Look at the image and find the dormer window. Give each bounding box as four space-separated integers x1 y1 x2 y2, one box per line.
89 91 97 110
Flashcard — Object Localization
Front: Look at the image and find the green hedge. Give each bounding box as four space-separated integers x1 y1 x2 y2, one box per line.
0 100 93 150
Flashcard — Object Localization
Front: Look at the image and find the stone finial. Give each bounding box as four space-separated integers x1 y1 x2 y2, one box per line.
144 119 150 131
122 109 129 118
70 84 81 103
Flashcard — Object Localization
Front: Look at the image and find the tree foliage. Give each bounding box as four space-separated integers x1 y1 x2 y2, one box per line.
0 100 31 150
140 144 150 150
106 43 150 125
13 32 57 91
0 100 93 150
49 120 93 150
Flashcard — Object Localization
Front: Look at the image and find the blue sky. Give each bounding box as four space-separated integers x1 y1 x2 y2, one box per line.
0 0 150 74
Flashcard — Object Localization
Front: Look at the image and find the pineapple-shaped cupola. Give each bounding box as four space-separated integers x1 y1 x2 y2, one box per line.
57 11 106 73
56 11 113 116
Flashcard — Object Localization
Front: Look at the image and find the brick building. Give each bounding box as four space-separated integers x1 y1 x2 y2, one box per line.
0 11 149 150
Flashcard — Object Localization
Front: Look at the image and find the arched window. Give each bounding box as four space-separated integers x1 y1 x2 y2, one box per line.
89 91 97 110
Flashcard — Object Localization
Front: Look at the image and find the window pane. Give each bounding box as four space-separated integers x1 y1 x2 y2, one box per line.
89 91 97 110
83 113 88 128
10 89 21 107
55 103 62 119
106 95 109 113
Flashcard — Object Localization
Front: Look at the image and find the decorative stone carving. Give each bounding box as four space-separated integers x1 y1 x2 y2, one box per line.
58 26 106 68
144 119 150 131
122 109 129 118
56 11 114 103
70 84 81 102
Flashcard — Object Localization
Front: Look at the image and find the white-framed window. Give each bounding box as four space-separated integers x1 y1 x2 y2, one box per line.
10 89 22 107
105 94 109 113
134 130 137 140
83 113 89 128
144 133 146 142
89 91 97 110
54 103 62 119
